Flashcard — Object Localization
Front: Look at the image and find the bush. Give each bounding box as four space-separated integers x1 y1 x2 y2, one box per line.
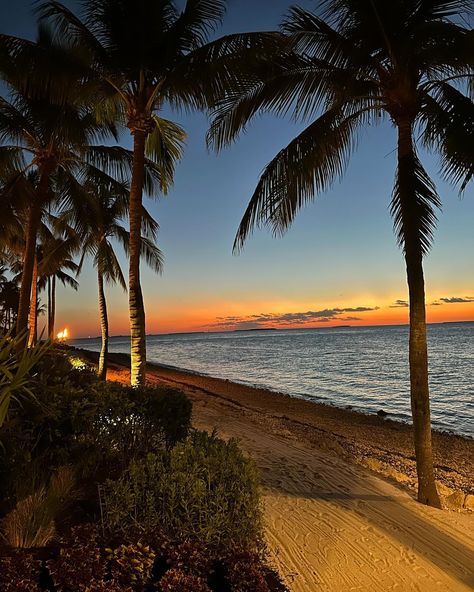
101 431 264 551
0 351 192 508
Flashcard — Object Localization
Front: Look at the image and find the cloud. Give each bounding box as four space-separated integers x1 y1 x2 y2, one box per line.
341 316 362 321
439 297 474 304
205 306 378 330
390 299 409 308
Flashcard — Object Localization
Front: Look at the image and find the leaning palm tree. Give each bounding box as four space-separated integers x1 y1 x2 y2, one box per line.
62 179 163 379
39 0 230 385
208 0 474 507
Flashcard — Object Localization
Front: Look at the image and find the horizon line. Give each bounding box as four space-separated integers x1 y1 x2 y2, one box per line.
70 319 474 340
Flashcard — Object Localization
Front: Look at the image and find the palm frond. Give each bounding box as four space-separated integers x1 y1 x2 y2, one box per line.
146 116 186 193
96 238 126 290
421 83 474 190
390 149 441 256
167 0 226 53
138 236 164 275
234 106 363 252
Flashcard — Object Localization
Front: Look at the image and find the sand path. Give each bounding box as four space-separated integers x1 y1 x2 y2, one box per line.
148 375 474 592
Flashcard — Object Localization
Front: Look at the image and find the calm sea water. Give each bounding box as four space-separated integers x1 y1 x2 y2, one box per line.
71 323 474 437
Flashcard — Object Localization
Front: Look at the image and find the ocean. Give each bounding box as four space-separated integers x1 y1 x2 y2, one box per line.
71 322 474 438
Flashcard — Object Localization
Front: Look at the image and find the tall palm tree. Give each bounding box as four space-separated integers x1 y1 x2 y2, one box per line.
40 0 229 385
0 28 130 345
62 179 163 379
208 0 474 507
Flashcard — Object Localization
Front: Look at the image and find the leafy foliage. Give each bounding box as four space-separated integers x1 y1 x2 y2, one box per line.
0 350 192 507
160 569 211 592
47 524 113 592
101 431 264 550
109 543 156 590
0 331 50 427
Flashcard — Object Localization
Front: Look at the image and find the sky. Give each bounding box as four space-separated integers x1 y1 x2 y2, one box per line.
2 0 473 337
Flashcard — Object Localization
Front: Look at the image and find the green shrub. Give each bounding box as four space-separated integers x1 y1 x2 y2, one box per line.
100 431 264 551
0 351 192 509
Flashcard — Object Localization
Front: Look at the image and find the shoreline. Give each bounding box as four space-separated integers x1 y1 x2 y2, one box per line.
73 346 473 503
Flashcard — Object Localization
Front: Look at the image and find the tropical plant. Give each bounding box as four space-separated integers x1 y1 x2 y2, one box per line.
39 0 230 385
0 331 50 427
62 179 163 379
208 0 474 507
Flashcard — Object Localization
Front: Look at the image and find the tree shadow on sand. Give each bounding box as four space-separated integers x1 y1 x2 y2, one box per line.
263 461 474 589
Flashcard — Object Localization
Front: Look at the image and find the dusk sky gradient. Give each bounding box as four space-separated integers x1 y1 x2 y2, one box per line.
2 0 473 337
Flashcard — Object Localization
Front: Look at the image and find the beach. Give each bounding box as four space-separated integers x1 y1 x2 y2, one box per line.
76 348 474 592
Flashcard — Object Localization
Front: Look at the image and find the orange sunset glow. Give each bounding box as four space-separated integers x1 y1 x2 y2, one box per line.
57 297 474 337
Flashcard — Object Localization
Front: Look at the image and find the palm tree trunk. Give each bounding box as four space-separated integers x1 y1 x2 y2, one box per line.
27 254 38 347
17 167 51 345
97 270 109 380
50 275 56 339
47 276 53 339
397 120 441 508
16 201 41 339
128 129 147 386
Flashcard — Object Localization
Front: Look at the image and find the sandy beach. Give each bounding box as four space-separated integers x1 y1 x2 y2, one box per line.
76 349 474 592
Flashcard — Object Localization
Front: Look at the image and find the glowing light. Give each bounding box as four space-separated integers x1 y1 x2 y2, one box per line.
57 328 69 341
70 357 87 370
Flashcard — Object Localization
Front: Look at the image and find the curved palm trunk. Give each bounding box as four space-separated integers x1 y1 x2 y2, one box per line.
397 121 441 508
27 254 38 347
129 130 147 386
16 201 41 340
97 270 109 380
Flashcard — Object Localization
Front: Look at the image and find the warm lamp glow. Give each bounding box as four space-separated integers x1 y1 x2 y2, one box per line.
57 328 69 341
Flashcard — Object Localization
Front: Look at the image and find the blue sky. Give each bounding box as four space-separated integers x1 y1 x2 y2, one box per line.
2 0 473 336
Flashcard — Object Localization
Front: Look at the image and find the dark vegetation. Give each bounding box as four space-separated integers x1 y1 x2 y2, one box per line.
0 347 288 591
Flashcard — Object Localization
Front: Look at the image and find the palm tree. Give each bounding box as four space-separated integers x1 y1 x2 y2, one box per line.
36 226 80 342
0 28 130 345
208 0 473 507
39 0 229 385
62 179 163 379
